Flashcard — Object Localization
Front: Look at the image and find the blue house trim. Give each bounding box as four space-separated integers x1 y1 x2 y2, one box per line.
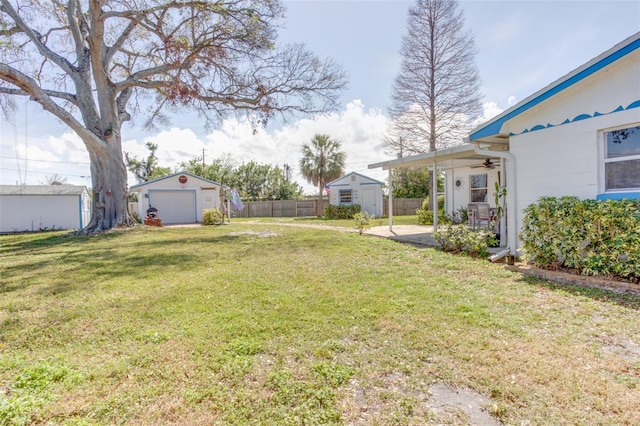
470 34 640 141
77 195 83 228
596 192 640 200
130 170 225 189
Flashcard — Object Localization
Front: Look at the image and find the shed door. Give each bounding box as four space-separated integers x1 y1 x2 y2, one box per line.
148 190 197 224
361 188 380 217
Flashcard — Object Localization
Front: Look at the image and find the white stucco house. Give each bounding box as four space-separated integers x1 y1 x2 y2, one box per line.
129 171 226 224
0 185 91 233
327 172 384 217
369 31 640 257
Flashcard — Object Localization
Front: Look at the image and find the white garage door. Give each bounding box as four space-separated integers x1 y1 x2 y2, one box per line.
148 190 197 224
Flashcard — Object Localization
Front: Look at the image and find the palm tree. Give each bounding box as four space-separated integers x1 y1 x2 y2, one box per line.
299 134 346 216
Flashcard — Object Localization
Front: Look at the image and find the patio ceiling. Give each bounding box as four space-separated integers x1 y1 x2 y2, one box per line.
368 143 505 172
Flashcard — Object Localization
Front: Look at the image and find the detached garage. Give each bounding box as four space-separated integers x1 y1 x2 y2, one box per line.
327 172 384 217
129 171 225 224
0 185 91 233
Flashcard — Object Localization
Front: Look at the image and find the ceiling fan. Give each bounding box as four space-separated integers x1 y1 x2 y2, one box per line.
472 158 496 169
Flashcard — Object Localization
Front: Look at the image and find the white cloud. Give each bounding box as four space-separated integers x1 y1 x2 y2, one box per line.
48 132 88 164
126 100 393 194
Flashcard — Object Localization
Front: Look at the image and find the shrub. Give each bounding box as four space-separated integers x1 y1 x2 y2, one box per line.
325 204 361 220
416 197 451 225
202 208 224 225
521 197 640 281
353 211 372 235
433 225 494 258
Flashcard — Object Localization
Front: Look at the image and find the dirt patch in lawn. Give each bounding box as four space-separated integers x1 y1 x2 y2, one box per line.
426 383 502 425
228 229 280 238
343 373 502 425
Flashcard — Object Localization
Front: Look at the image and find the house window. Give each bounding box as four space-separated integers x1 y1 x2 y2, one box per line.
339 189 353 204
470 174 487 202
604 125 640 191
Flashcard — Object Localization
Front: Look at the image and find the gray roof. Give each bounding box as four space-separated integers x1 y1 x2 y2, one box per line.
0 185 88 196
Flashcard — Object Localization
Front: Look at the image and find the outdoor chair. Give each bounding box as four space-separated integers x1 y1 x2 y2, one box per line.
468 203 492 230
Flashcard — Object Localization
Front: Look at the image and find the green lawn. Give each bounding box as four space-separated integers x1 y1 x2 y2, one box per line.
1 224 639 425
230 214 420 228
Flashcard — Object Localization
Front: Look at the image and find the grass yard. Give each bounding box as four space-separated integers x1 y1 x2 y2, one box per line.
1 223 639 425
230 214 420 228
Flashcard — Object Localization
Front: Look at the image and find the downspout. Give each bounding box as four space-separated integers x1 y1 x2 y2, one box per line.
473 143 517 259
432 160 438 230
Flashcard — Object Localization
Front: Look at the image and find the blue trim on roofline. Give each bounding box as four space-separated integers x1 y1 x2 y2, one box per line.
327 171 385 186
470 35 640 141
596 192 640 200
129 170 225 189
507 100 640 137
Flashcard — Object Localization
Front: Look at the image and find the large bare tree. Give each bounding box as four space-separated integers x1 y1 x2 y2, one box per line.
0 0 347 233
386 0 482 156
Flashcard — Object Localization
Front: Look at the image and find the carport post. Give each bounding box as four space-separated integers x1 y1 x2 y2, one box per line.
432 160 438 230
388 168 393 231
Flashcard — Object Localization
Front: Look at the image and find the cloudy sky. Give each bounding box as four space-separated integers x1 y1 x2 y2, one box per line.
1 0 639 194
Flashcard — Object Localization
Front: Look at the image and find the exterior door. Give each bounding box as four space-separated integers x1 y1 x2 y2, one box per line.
361 188 380 217
148 190 197 224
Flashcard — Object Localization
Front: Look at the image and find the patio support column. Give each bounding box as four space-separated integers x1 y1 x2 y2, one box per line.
388 168 393 231
432 160 438 230
473 144 517 258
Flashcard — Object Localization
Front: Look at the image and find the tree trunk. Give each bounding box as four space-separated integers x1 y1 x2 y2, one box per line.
318 181 324 217
80 137 135 233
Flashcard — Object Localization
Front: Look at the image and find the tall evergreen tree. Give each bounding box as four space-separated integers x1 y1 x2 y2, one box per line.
386 0 482 155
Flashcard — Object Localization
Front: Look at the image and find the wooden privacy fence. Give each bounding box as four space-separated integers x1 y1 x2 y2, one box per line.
230 198 423 218
230 200 328 218
382 198 423 217
129 198 423 219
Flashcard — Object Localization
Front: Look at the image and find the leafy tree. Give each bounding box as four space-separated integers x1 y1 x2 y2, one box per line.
390 167 431 198
263 165 304 200
124 142 171 183
179 156 302 200
299 134 345 216
40 174 68 185
0 0 347 233
178 154 237 185
386 0 482 156
234 161 271 201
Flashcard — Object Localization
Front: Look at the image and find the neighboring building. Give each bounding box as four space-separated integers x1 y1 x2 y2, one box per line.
129 171 226 224
0 185 91 233
327 172 384 217
370 32 640 257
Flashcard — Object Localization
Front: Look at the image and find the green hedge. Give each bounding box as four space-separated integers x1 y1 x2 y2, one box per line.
521 196 640 281
324 204 361 220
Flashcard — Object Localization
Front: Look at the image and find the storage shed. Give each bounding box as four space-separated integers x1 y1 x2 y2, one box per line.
327 172 384 217
0 185 91 233
129 171 226 224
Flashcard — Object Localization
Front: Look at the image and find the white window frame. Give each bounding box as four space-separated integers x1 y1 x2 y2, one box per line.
601 124 640 193
339 189 353 205
469 173 488 203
